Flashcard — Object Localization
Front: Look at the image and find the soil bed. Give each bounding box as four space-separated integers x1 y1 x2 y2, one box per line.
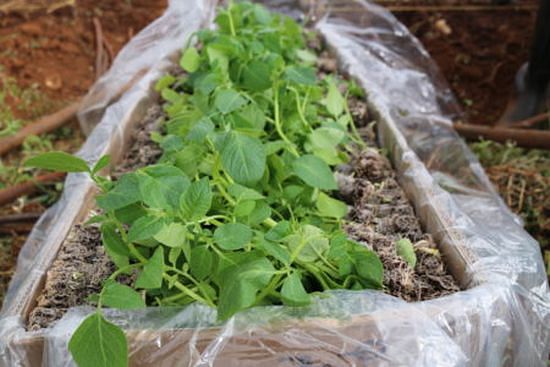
28 105 164 330
28 94 459 331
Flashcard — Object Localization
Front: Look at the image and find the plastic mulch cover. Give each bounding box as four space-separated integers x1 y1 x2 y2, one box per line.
0 1 548 366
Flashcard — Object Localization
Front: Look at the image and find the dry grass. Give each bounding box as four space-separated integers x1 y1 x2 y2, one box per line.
470 140 550 276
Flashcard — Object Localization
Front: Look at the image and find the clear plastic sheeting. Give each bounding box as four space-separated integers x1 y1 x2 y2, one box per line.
43 291 466 366
1 1 549 366
77 0 217 135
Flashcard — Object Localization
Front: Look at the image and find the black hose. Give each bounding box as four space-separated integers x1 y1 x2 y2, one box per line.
526 0 550 93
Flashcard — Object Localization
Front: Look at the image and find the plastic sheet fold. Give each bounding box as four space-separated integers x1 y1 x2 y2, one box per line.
0 1 548 366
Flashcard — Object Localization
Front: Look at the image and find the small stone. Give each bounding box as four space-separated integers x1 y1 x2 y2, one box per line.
44 73 62 90
435 19 452 35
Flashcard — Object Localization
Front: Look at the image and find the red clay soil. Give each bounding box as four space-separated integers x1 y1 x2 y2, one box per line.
0 0 168 305
393 6 537 125
0 0 168 118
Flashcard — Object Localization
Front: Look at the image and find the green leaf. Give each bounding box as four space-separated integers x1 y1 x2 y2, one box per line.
308 127 345 150
257 238 290 265
154 223 187 248
104 247 129 271
265 220 291 242
234 200 256 217
230 103 266 131
214 223 253 250
174 143 207 177
180 47 200 73
97 173 141 211
101 222 130 257
180 178 212 220
245 200 271 225
327 232 348 261
85 214 107 226
186 117 214 143
114 204 147 225
213 251 264 284
207 45 229 70
137 165 190 211
286 224 329 262
220 132 266 185
194 73 219 95
155 74 176 91
25 151 89 173
168 247 182 266
190 245 213 280
292 154 337 190
253 4 272 24
338 257 353 277
215 89 247 114
128 216 165 242
101 281 145 309
68 312 127 367
352 245 384 288
265 140 287 155
242 60 272 91
316 192 347 219
92 155 111 174
283 66 316 85
396 238 417 268
281 272 310 306
228 183 264 201
326 80 345 117
217 258 276 320
161 88 182 104
135 247 164 289
295 49 317 64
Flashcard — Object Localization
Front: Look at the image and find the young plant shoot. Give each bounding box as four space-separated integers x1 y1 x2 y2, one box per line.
25 3 383 366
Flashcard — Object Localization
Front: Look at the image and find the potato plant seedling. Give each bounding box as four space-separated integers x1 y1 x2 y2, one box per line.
26 3 388 366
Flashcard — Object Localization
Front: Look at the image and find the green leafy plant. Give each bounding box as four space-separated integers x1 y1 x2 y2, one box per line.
26 3 384 366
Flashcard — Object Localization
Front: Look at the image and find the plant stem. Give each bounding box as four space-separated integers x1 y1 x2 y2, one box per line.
273 83 299 156
162 274 214 307
227 4 237 37
197 215 231 224
211 155 236 206
97 263 143 308
110 216 148 263
300 262 330 290
344 92 366 148
289 86 312 132
166 266 215 306
127 243 148 263
254 273 284 304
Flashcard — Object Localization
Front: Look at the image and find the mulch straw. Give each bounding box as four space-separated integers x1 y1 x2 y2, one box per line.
471 140 550 275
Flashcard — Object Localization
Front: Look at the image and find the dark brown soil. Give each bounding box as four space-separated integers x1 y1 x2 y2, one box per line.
344 146 459 301
27 225 108 330
28 105 163 330
393 7 537 125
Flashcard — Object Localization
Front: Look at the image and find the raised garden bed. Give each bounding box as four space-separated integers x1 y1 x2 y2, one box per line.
0 1 547 366
27 88 459 332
